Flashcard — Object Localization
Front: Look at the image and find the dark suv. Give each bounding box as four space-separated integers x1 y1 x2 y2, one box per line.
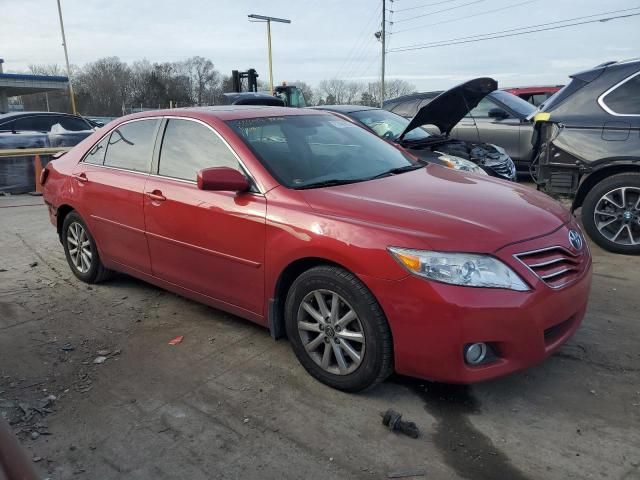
533 59 640 254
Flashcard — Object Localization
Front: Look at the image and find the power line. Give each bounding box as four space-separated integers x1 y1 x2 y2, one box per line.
341 12 382 79
389 11 640 52
391 0 461 13
397 6 640 44
334 8 381 79
391 0 538 35
393 0 486 23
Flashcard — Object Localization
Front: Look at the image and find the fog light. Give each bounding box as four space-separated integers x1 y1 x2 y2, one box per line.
464 343 487 365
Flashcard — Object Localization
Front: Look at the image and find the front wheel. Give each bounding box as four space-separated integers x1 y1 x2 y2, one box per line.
62 211 113 283
582 172 640 254
284 266 393 392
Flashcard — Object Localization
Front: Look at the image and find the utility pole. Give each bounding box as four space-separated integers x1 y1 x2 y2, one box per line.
248 14 291 95
381 0 386 107
56 0 77 115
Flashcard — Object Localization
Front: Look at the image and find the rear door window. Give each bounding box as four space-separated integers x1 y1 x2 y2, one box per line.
13 115 58 132
103 119 160 173
601 73 640 115
56 116 93 131
158 119 240 181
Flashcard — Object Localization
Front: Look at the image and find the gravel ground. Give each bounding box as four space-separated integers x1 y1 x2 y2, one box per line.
0 193 638 480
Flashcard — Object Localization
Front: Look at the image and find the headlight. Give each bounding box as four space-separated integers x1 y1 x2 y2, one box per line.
388 248 529 291
435 153 487 175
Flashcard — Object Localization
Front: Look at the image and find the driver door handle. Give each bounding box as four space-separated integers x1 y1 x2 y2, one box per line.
145 190 166 202
72 173 88 183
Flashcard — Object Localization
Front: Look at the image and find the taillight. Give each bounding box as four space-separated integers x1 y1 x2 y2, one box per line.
40 166 49 186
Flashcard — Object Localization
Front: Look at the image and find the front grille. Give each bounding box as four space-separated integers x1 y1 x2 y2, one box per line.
514 246 586 289
490 162 514 177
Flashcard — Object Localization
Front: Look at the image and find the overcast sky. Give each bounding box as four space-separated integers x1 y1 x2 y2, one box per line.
1 0 639 91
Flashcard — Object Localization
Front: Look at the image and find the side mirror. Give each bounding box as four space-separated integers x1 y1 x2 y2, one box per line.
197 167 249 192
488 108 509 120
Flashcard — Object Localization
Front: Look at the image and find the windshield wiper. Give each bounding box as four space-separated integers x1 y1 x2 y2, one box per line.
296 178 363 189
367 163 425 180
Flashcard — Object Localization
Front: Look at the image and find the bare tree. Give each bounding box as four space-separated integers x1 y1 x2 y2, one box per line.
72 57 132 115
181 56 221 105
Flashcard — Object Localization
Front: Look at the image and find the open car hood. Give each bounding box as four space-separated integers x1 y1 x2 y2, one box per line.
399 77 497 139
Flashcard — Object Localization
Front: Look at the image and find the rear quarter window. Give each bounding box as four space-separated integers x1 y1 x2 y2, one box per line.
601 72 640 115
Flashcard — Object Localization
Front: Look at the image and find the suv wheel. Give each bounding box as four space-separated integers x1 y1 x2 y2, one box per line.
582 173 640 254
284 266 393 392
62 211 113 283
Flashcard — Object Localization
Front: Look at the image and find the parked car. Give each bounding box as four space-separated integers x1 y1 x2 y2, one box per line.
502 86 563 106
42 107 592 391
222 92 285 106
315 78 516 181
0 112 94 194
532 59 640 254
384 88 538 173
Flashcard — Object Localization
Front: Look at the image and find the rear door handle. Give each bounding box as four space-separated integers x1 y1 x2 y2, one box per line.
72 173 88 183
145 190 166 202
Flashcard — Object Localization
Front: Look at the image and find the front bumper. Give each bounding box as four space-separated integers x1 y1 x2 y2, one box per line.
362 226 592 384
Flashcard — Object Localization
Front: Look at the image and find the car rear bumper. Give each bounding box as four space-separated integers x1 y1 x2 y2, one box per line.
361 246 592 384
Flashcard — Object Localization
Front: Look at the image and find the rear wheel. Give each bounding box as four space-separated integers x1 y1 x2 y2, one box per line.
284 265 393 392
582 173 640 254
62 211 113 283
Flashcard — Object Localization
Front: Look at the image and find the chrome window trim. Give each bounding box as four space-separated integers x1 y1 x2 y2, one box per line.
79 115 263 194
597 70 640 117
159 115 263 194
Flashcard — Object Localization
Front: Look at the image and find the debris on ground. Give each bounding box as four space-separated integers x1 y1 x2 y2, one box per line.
96 349 111 356
93 356 107 364
61 343 75 352
29 261 38 268
381 409 420 439
386 467 426 478
168 335 184 345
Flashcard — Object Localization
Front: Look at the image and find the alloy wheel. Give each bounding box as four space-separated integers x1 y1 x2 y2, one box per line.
296 289 366 375
67 221 92 273
593 187 640 246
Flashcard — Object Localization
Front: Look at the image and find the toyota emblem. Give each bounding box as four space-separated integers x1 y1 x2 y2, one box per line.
568 230 583 251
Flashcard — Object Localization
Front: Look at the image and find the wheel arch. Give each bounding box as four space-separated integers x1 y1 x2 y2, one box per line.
268 257 357 340
56 204 75 239
573 161 640 210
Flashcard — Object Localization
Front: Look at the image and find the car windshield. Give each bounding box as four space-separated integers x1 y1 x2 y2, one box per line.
227 114 420 189
490 90 537 117
349 109 431 142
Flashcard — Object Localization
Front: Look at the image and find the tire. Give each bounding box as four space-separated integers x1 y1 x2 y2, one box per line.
62 211 113 283
284 265 393 392
582 172 640 254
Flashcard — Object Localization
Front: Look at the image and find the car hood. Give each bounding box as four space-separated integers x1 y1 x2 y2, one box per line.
399 77 497 138
301 164 570 253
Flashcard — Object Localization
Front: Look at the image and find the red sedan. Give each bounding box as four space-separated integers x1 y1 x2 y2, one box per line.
42 107 592 391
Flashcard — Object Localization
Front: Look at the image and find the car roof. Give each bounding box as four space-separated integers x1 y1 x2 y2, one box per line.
116 106 330 123
383 91 443 107
502 86 563 94
0 111 81 121
311 105 378 114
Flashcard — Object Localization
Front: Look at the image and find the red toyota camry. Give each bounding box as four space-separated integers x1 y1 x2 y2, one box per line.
42 107 592 392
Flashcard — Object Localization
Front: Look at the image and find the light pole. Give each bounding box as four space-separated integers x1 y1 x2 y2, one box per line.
248 14 291 95
56 0 77 114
